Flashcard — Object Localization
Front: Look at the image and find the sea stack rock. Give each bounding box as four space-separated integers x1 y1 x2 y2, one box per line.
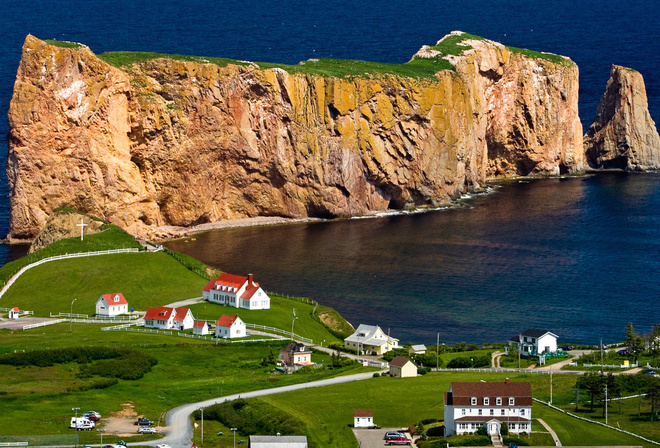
7 33 584 241
584 64 660 170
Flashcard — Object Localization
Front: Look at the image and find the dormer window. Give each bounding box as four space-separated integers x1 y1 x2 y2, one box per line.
509 397 515 406
471 397 477 405
496 397 502 405
484 398 489 405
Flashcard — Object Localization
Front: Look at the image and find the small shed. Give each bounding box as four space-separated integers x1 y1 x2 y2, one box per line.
409 344 426 354
8 307 20 319
389 356 417 378
193 320 210 335
249 435 307 448
353 410 374 428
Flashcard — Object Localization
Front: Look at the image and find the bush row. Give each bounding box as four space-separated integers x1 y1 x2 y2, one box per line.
0 346 129 367
417 435 491 447
446 355 490 368
79 351 158 380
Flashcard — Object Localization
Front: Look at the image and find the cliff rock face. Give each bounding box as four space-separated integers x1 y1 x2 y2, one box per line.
584 64 660 170
28 212 104 253
7 33 584 240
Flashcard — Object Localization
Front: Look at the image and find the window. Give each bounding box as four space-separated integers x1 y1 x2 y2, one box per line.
501 409 505 416
496 397 502 405
490 409 494 416
484 398 489 405
461 408 466 416
471 397 477 405
509 397 515 405
478 409 482 416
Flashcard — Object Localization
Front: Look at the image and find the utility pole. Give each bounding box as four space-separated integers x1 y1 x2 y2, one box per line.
291 308 296 340
72 407 80 447
604 382 608 424
436 332 439 370
201 407 204 445
600 338 604 369
518 334 522 369
231 427 237 448
70 298 77 332
550 367 553 404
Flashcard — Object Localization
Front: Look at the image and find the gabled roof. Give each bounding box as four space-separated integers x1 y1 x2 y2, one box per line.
447 381 532 407
241 283 260 300
280 342 309 354
144 306 174 321
216 314 241 327
193 320 207 328
101 293 128 305
173 308 191 322
11 307 19 312
345 324 398 346
509 329 558 342
410 344 426 351
389 356 414 368
354 410 373 417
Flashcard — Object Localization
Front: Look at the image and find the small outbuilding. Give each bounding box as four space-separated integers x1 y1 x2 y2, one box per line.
389 356 417 378
8 307 20 319
193 320 210 335
353 410 374 428
248 435 307 448
409 344 426 354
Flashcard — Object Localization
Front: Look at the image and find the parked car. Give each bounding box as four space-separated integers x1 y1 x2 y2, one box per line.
134 417 155 426
69 417 95 430
617 349 629 356
643 369 659 377
386 437 411 446
157 444 171 448
83 411 101 421
561 345 573 351
138 426 158 434
385 432 406 440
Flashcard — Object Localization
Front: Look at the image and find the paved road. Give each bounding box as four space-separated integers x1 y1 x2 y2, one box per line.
130 371 383 448
537 418 562 446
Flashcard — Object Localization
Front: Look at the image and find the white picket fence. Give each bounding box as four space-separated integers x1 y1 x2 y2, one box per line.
0 248 141 300
22 319 66 330
245 323 312 344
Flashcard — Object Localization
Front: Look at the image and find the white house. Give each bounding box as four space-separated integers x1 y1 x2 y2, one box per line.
344 324 399 355
508 329 558 356
444 380 532 437
8 307 20 319
193 320 210 335
144 306 176 329
203 273 270 310
95 293 129 317
353 410 374 428
173 308 194 330
215 314 246 339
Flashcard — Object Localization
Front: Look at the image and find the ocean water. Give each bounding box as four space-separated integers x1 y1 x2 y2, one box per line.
0 0 659 343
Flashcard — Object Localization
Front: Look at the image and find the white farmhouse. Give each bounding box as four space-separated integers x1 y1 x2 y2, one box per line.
203 273 270 310
353 410 374 428
95 293 129 317
173 308 194 330
215 314 246 339
144 306 176 329
508 329 558 356
344 324 399 355
444 380 532 437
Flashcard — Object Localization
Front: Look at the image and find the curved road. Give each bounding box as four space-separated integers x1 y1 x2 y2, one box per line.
132 371 382 448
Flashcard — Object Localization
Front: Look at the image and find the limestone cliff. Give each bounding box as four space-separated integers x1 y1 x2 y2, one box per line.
28 211 105 253
7 33 584 241
584 64 660 170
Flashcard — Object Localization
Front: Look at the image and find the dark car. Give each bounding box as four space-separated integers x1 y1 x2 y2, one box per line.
134 417 154 426
618 349 629 356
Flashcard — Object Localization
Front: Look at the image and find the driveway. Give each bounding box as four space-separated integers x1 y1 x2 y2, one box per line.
353 428 412 448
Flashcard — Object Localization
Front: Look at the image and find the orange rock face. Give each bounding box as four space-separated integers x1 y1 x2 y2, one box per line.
7 33 584 241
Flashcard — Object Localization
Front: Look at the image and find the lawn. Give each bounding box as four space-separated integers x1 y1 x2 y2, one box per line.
0 252 208 316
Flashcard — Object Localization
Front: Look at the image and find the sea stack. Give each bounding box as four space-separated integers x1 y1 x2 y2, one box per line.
584 64 660 170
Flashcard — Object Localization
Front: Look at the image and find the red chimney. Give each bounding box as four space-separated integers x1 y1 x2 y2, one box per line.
248 273 253 285
505 378 509 384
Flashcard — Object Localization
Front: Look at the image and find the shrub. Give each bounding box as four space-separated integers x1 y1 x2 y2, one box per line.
418 367 430 375
79 350 158 380
373 372 380 378
0 347 127 367
446 355 490 369
420 418 438 425
503 436 529 445
425 425 444 437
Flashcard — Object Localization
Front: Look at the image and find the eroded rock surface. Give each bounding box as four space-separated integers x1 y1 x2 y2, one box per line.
584 64 660 170
7 33 584 241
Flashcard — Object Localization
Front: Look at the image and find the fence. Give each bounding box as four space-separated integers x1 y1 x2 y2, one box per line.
533 398 660 446
435 367 582 375
103 326 173 336
161 247 211 280
582 363 638 369
0 435 78 446
101 321 145 331
245 323 312 344
22 319 66 330
0 248 140 300
51 312 89 319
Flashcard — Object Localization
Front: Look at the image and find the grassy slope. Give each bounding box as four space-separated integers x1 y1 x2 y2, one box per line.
93 31 570 79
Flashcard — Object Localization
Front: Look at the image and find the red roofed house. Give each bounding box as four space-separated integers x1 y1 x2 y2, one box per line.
215 314 246 339
144 306 176 329
95 293 129 317
8 307 20 320
203 273 270 310
353 410 374 428
444 380 532 437
173 308 194 330
193 320 210 335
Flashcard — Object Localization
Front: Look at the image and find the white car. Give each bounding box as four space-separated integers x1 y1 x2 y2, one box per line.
157 444 171 448
139 426 158 434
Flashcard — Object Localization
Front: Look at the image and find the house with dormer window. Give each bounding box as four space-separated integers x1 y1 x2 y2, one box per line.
444 380 532 437
203 273 271 310
96 293 129 317
344 324 399 355
215 314 246 339
507 329 558 356
144 306 176 329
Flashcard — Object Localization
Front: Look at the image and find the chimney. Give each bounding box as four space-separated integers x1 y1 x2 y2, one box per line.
505 378 509 384
248 273 254 285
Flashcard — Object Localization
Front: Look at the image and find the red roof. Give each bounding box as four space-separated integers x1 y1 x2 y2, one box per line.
144 306 174 321
241 283 260 300
174 308 191 322
193 320 207 328
203 279 216 293
354 410 373 417
102 293 128 305
216 314 240 327
12 307 19 312
217 273 248 285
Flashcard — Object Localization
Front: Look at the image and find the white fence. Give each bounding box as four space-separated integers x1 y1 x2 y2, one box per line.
0 248 141 300
103 326 173 336
245 323 312 344
22 319 66 330
51 312 89 319
533 398 660 446
0 307 33 316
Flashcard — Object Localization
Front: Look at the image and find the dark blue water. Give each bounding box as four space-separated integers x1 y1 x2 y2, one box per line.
1 1 659 343
166 174 660 345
